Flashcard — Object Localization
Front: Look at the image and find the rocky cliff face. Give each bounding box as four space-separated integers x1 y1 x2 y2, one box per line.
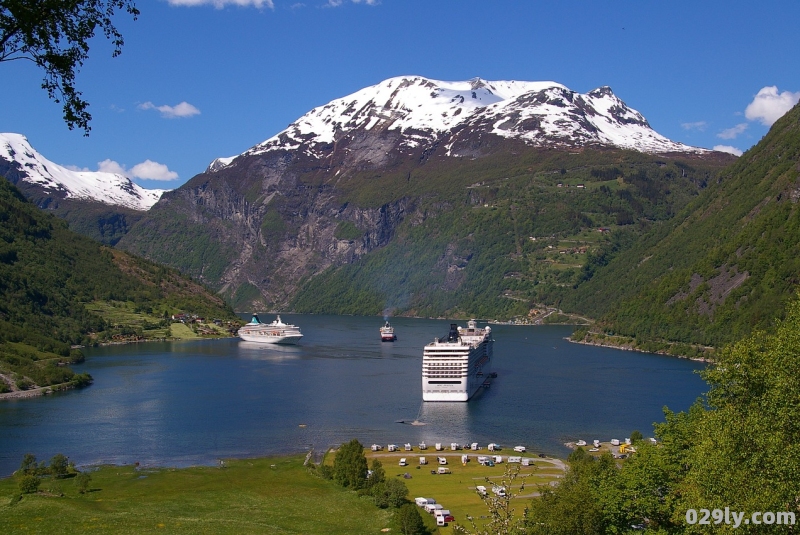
120 146 418 310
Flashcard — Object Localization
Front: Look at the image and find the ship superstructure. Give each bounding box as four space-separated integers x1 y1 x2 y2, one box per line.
422 320 493 401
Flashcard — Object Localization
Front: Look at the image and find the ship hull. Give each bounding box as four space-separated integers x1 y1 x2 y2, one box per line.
238 333 302 345
421 362 491 401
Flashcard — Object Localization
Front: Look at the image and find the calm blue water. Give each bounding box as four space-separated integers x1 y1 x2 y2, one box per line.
0 315 707 476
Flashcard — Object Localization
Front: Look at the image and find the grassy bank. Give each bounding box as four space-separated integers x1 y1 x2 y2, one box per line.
0 455 391 534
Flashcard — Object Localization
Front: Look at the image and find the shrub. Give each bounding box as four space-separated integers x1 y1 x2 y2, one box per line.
75 472 91 494
15 378 34 390
18 474 40 494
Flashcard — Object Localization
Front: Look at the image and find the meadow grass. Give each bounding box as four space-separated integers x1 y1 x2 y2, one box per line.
169 322 201 340
0 450 565 534
0 456 392 535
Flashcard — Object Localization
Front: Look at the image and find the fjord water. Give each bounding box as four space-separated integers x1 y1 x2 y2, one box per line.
0 315 706 476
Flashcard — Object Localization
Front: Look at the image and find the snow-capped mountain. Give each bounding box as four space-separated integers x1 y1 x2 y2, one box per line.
209 76 707 170
0 133 165 211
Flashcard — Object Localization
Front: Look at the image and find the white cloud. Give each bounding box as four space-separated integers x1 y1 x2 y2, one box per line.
717 123 748 140
681 121 707 131
129 160 180 181
97 159 129 175
744 86 800 126
325 0 379 6
65 164 91 172
95 159 180 181
139 101 201 119
167 0 274 8
713 145 743 157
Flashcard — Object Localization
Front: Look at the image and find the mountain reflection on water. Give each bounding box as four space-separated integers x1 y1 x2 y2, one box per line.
0 315 706 476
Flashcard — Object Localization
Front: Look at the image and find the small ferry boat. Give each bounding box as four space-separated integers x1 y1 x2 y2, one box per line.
380 321 397 342
237 314 303 344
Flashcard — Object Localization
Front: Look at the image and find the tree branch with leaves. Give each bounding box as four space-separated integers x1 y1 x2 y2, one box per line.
0 0 139 134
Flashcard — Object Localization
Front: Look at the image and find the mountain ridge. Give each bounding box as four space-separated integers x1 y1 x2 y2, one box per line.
0 133 166 211
208 76 712 173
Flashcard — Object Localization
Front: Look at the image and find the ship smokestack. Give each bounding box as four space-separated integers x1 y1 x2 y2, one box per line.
447 324 459 342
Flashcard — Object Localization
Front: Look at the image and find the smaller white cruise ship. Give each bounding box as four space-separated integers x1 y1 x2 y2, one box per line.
238 314 303 344
422 319 493 402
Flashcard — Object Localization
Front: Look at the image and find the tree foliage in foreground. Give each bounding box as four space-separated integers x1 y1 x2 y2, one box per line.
523 294 800 534
332 439 369 490
0 0 139 133
397 502 426 535
454 464 528 535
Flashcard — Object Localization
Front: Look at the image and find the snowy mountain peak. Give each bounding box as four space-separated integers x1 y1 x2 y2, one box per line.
0 133 166 211
209 76 706 172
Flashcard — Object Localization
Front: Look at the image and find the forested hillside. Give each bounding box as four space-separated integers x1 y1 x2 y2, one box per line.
567 102 800 351
282 148 729 318
0 177 237 395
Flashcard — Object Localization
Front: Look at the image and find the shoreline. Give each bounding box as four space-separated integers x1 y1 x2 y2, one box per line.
566 336 713 363
0 381 79 401
1 443 571 480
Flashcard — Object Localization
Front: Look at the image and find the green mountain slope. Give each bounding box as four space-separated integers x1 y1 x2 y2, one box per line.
568 103 800 349
287 148 730 318
0 177 238 395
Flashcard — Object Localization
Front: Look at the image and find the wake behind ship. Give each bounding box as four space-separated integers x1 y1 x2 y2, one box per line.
237 314 303 344
422 320 493 402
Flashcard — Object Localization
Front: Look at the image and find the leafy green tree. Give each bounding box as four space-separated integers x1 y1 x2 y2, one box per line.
75 471 91 494
525 453 612 535
370 477 408 509
629 430 643 443
19 453 38 475
50 453 69 478
397 502 427 535
0 0 140 133
525 295 800 534
367 458 385 487
18 473 40 494
332 438 368 490
677 297 800 533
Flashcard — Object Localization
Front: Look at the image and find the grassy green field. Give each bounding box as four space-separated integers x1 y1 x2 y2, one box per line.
0 449 565 534
84 301 235 341
0 456 393 535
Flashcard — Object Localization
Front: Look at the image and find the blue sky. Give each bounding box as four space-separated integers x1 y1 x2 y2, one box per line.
2 0 799 190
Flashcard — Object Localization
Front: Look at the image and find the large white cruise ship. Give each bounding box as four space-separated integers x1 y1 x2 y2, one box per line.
422 320 493 402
